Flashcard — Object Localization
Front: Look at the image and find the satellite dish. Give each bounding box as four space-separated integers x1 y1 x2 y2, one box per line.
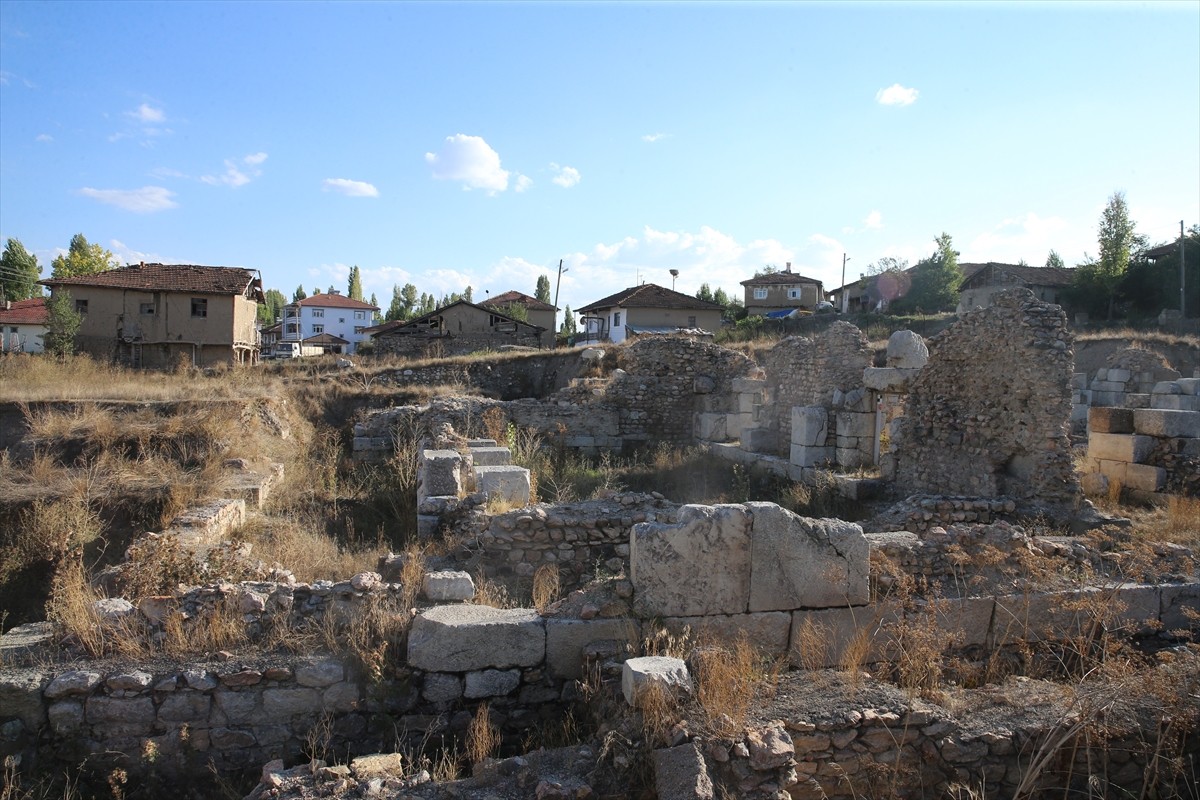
669 269 680 278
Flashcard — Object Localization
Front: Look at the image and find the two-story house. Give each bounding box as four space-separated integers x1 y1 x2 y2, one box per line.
41 263 264 366
481 290 557 334
575 283 723 345
740 263 824 317
280 291 379 355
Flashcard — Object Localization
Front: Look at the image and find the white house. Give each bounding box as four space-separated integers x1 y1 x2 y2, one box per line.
575 283 723 345
280 291 379 355
0 297 49 354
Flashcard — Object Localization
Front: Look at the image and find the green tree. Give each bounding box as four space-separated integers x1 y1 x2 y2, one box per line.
535 274 551 304
713 287 729 307
463 285 473 302
257 288 287 325
50 233 116 279
1120 225 1200 319
892 234 961 314
293 285 307 302
695 283 714 303
400 283 418 319
753 264 779 277
418 293 435 315
0 238 41 301
369 292 379 320
1068 192 1147 320
347 266 364 301
1045 250 1065 269
44 290 81 358
560 304 577 336
498 302 528 322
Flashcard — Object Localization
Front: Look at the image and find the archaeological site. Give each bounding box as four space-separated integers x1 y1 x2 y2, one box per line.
2 288 1199 800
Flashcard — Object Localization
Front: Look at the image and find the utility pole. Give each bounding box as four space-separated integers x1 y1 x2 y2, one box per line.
840 253 850 313
1182 221 1187 317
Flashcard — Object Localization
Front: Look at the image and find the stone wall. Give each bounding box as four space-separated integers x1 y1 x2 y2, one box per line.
894 289 1078 505
1083 406 1200 499
366 349 585 400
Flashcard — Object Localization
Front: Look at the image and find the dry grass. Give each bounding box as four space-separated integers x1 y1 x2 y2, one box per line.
692 638 766 737
1073 327 1200 348
237 513 386 584
0 355 272 402
531 563 560 613
466 703 501 767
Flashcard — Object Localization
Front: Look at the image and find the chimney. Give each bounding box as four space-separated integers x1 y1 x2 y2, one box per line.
785 262 792 273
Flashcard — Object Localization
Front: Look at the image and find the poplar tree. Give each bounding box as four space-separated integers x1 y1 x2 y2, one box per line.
0 238 41 301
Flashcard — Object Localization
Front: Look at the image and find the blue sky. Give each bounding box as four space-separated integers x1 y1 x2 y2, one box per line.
2 1 1197 317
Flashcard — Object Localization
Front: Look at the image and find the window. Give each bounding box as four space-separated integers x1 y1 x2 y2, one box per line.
191 298 207 318
354 326 365 334
75 299 88 314
753 288 768 300
139 302 155 315
687 316 697 327
354 311 364 320
339 317 345 323
312 324 324 334
787 287 801 300
312 309 324 318
285 323 300 335
613 311 621 327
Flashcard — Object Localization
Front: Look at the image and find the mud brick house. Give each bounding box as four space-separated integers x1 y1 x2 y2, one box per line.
957 263 1074 314
0 297 49 354
481 290 558 334
576 283 723 345
41 263 265 367
367 299 546 357
740 264 823 316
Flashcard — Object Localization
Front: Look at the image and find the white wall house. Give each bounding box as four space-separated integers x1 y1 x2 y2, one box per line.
0 298 49 354
281 291 379 354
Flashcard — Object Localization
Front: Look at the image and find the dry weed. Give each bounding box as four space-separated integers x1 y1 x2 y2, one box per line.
471 576 515 609
792 616 831 674
466 703 501 766
692 637 764 737
531 563 560 613
634 680 681 748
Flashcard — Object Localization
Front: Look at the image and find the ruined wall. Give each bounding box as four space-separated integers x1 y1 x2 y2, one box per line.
894 289 1078 504
760 322 873 449
367 349 586 401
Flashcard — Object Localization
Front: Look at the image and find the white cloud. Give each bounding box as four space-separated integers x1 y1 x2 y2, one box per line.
322 178 379 197
641 132 669 143
550 164 581 188
35 133 53 143
202 152 267 188
425 134 511 193
77 185 178 213
108 239 181 265
864 210 883 229
876 83 919 106
965 212 1076 265
514 174 533 193
129 103 165 123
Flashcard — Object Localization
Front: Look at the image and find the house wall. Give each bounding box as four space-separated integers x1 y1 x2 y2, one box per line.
373 305 545 358
744 282 821 316
957 282 1064 314
285 304 372 354
58 287 256 366
2 323 46 354
526 307 555 335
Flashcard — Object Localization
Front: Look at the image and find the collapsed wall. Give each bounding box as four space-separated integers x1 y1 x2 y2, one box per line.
894 289 1079 505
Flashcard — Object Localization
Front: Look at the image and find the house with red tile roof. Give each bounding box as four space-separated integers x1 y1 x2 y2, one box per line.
480 290 557 334
41 263 265 366
575 283 723 344
280 291 379 355
740 263 824 316
0 297 49 354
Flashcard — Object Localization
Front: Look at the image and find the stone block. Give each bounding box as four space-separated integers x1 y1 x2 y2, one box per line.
1152 381 1181 395
835 447 871 469
741 427 777 453
737 393 758 414
836 411 875 438
545 618 641 679
422 570 476 601
261 687 320 719
790 604 902 669
791 406 828 447
295 659 344 688
1152 394 1200 411
158 693 211 724
464 669 521 698
474 465 531 507
1090 390 1122 407
630 504 752 617
421 673 462 703
745 502 869 612
0 672 48 731
1133 409 1200 438
1080 472 1109 498
1160 582 1200 632
1090 380 1127 392
694 413 728 442
1088 407 1134 434
407 605 545 671
213 690 257 725
653 741 714 800
886 330 928 368
417 449 463 503
621 656 692 706
48 701 84 734
661 612 791 659
863 367 920 392
1127 393 1151 408
731 377 766 394
416 515 441 538
86 696 155 733
1071 373 1087 390
1123 463 1166 492
1107 368 1132 383
45 670 101 699
790 444 832 468
1105 583 1161 635
469 446 511 466
1088 433 1156 463
912 597 995 647
1179 378 1200 395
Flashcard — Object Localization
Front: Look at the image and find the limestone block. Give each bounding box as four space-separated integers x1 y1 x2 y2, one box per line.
991 589 1119 645
745 502 869 612
661 612 791 659
416 515 441 538
262 687 320 718
350 754 407 780
1088 407 1134 434
423 570 476 601
791 406 829 447
466 438 498 447
790 444 833 468
407 605 545 671
1123 463 1166 492
621 656 692 706
737 393 759 414
469 446 511 466
1080 472 1109 498
1153 381 1182 395
790 604 902 668
1152 394 1200 411
863 367 920 392
0 672 48 731
295 659 344 688
421 673 462 703
48 701 84 734
835 447 871 469
85 696 155 734
731 377 766 394
464 669 521 698
1071 373 1087 390
741 427 777 453
653 741 714 800
418 449 463 503
1102 583 1161 635
94 597 135 621
694 413 728 442
630 504 752 617
1088 433 1155 463
1090 390 1122 407
580 347 605 361
1179 377 1200 395
836 411 875 439
912 597 995 647
837 387 873 413
1161 582 1200 632
45 670 102 699
545 618 641 679
886 330 928 368
1127 393 1151 408
474 465 531 506
1090 380 1127 392
1133 409 1200 438
158 693 211 724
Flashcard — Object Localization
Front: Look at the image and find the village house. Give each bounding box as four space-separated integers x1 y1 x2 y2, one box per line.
956 263 1074 314
740 263 824 316
481 290 558 334
367 299 546 357
280 291 378 355
40 263 264 366
0 297 49 354
575 283 723 345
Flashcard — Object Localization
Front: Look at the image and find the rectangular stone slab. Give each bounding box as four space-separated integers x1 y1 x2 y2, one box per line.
407 605 545 671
